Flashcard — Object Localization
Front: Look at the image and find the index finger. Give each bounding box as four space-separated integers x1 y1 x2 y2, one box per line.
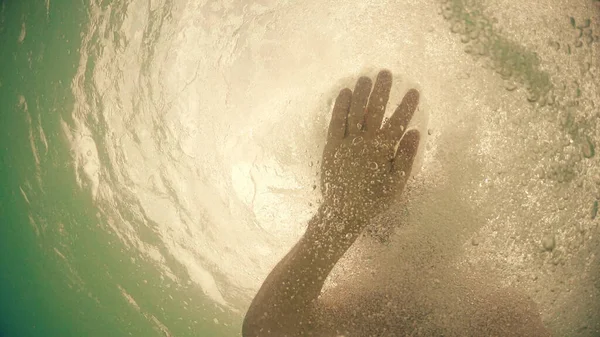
327 88 352 141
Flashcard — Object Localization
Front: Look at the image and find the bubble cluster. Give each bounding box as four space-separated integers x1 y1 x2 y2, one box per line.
438 1 600 335
437 0 553 103
570 17 597 48
440 0 600 180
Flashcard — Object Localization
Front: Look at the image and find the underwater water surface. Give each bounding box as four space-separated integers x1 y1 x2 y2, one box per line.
0 0 599 336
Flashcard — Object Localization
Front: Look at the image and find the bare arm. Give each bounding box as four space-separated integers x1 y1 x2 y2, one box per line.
241 206 365 336
242 70 421 337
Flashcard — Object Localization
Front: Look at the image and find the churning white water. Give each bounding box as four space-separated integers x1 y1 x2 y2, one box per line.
63 0 600 335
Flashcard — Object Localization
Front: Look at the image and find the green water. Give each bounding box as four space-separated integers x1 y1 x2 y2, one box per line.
0 1 237 336
1 0 599 336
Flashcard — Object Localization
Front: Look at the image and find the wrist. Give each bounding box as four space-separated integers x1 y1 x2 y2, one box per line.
305 203 368 246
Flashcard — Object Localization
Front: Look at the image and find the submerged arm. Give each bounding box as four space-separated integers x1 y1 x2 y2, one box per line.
243 70 421 337
242 206 364 336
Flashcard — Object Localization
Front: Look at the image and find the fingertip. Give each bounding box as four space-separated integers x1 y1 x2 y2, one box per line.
335 88 352 108
377 69 393 83
339 88 352 97
356 76 373 89
405 89 420 108
404 128 420 139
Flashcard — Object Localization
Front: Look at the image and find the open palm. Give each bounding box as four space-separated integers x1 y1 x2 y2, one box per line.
319 70 421 236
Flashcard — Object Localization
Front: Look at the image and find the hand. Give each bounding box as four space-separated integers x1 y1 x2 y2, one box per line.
318 70 420 236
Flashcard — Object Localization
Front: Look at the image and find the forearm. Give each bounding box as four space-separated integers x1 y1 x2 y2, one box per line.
243 204 365 336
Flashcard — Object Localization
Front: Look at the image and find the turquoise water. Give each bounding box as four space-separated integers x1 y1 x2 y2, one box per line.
1 0 599 336
0 1 237 336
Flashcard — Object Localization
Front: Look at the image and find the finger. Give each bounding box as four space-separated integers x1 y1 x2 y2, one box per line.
365 70 392 136
327 88 352 141
347 76 373 136
382 89 420 142
391 130 420 180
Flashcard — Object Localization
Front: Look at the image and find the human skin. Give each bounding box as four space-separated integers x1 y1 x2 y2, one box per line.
242 70 551 337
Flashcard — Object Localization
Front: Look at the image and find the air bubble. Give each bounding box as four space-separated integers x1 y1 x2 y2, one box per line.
503 80 517 91
451 21 464 34
526 89 540 102
399 171 406 177
580 19 591 28
474 42 487 56
537 95 548 107
368 162 378 170
542 234 555 251
584 35 593 45
352 136 364 145
499 67 512 79
469 29 479 40
582 137 595 158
